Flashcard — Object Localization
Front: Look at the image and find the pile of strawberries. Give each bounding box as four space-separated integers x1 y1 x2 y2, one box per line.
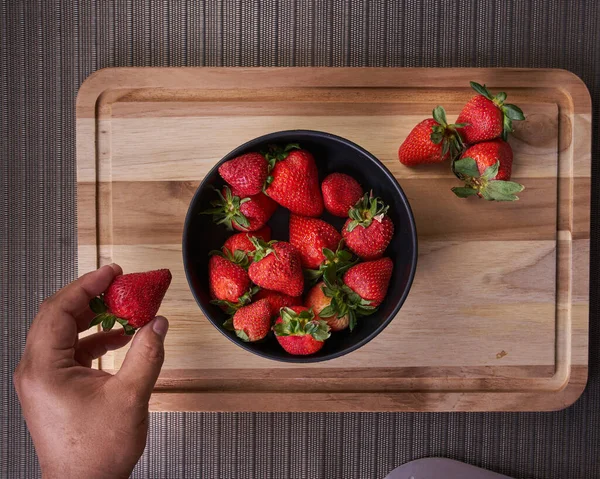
204 145 394 356
398 81 526 201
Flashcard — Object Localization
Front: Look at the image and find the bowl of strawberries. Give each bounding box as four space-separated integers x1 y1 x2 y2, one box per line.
183 130 417 362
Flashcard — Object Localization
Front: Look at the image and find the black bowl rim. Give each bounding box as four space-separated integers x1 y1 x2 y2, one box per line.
182 129 418 363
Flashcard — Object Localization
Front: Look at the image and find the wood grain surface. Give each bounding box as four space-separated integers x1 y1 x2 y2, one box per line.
76 68 590 411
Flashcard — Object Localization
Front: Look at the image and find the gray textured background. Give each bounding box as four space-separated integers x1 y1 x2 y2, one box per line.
2 1 599 478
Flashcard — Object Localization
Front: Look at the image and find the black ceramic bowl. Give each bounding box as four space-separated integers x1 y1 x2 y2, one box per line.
183 130 417 363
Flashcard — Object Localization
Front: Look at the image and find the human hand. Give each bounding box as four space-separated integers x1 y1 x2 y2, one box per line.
14 264 169 479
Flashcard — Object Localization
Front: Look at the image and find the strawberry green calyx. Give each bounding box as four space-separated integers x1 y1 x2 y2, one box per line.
304 242 357 283
470 81 525 141
262 143 301 187
263 143 300 169
273 307 331 341
452 157 524 202
346 192 389 232
430 105 467 158
201 186 251 231
210 247 250 269
318 267 376 331
88 297 136 335
211 285 259 315
248 236 278 262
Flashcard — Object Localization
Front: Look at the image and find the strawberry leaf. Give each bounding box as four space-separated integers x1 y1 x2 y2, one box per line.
470 81 493 100
453 157 480 178
346 193 389 230
211 299 242 315
201 186 252 231
89 314 105 328
305 320 331 341
318 305 336 318
432 106 448 127
235 329 250 342
348 311 357 331
284 143 300 152
441 140 450 157
101 315 116 331
452 187 479 198
233 249 250 267
481 161 500 180
248 236 277 261
263 143 300 164
304 268 324 282
322 248 336 262
89 297 107 314
115 318 136 335
483 180 524 201
430 132 444 144
503 104 525 120
223 317 235 331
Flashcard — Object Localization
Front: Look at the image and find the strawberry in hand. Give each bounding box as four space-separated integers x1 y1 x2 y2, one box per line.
452 138 524 201
398 106 465 166
456 81 525 144
203 186 277 232
273 306 331 355
218 152 269 197
89 269 172 335
342 193 394 260
264 144 324 217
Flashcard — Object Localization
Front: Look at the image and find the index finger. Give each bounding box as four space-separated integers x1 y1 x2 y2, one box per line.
27 264 123 358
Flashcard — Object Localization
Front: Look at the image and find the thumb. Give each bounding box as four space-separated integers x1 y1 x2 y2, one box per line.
113 316 168 404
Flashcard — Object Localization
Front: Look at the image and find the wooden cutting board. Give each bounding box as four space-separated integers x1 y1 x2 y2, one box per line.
76 68 590 412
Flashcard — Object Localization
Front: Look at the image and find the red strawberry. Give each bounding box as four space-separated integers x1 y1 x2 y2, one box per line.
222 226 271 255
253 289 298 317
273 306 330 355
398 106 464 166
218 152 268 197
342 193 394 260
452 139 524 201
305 282 349 332
264 145 323 217
231 299 271 342
248 239 304 297
456 81 525 144
208 254 251 306
89 269 172 334
321 173 363 217
343 258 393 308
289 215 342 269
203 186 277 232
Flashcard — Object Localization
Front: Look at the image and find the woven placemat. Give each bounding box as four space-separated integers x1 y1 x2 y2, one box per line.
2 1 598 478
